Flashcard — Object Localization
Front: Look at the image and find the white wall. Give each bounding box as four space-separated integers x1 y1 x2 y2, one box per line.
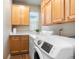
29 12 40 31
42 22 75 37
3 0 12 59
29 5 40 12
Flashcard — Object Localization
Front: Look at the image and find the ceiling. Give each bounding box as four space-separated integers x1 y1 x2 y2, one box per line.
12 0 41 6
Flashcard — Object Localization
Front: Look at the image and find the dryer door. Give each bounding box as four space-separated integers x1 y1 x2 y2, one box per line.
34 46 43 59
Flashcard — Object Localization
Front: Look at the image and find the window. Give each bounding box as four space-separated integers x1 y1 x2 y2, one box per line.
30 12 39 31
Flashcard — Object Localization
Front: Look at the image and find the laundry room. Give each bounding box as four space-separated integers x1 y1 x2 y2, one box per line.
3 0 75 59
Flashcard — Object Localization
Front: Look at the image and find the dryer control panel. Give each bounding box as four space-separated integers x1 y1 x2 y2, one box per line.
41 42 53 53
37 40 42 45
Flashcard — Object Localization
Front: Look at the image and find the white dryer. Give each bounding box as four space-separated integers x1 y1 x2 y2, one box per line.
29 35 75 59
29 36 52 59
29 36 44 59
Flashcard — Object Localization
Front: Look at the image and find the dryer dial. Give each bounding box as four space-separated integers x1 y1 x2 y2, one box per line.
37 40 42 45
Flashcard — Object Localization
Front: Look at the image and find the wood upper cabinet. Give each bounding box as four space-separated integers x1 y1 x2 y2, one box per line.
12 5 20 25
41 0 45 7
41 0 75 25
45 1 52 25
64 0 69 22
69 0 75 21
41 7 45 25
41 0 50 7
21 6 29 25
65 0 75 22
52 0 64 24
12 5 29 25
45 0 50 4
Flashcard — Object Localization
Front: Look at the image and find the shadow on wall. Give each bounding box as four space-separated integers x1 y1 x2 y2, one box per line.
3 0 12 59
41 22 75 37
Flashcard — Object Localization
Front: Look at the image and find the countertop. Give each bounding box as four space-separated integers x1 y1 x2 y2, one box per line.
10 31 75 40
9 31 39 39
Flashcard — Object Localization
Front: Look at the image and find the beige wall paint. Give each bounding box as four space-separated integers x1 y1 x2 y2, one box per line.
42 22 75 37
3 0 12 59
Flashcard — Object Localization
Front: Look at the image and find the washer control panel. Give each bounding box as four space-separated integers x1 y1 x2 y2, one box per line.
41 42 53 53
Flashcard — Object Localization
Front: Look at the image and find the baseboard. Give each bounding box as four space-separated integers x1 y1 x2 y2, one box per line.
7 54 11 59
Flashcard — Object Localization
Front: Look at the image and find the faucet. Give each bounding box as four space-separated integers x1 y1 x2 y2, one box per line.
58 28 63 36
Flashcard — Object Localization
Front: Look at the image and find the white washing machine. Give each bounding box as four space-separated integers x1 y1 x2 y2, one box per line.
29 35 75 59
29 36 52 59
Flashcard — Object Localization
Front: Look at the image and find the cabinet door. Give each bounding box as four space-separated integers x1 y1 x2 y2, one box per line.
41 0 45 7
41 7 45 25
45 0 50 4
12 5 20 25
22 54 29 59
21 6 29 25
20 35 29 54
9 36 21 55
65 0 75 22
69 0 75 21
52 0 64 24
45 1 52 25
64 0 70 22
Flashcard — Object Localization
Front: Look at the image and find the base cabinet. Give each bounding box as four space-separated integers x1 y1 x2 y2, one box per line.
9 35 29 55
20 36 29 54
9 36 21 55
